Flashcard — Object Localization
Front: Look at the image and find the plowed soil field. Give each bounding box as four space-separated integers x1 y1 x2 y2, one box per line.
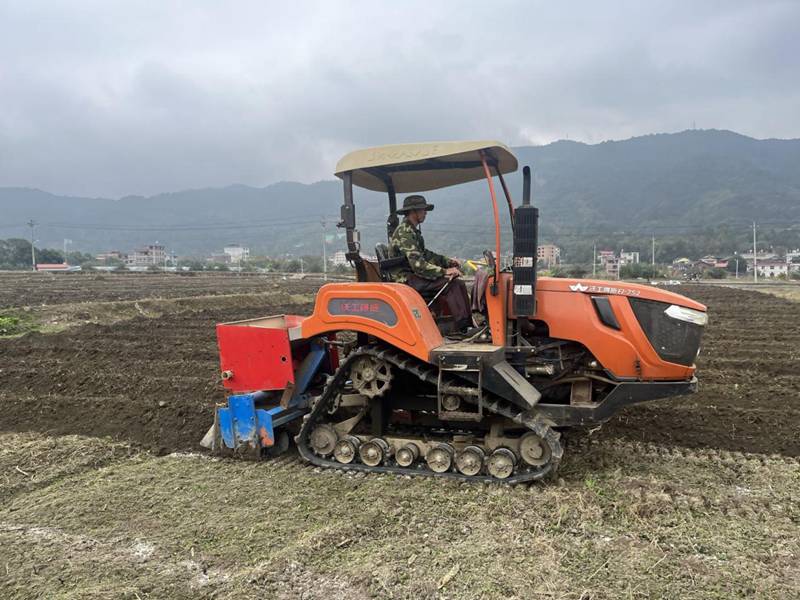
1 274 798 599
0 271 323 308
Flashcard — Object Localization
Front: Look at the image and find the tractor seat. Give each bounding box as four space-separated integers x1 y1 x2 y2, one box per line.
375 243 409 283
375 243 453 333
375 243 390 262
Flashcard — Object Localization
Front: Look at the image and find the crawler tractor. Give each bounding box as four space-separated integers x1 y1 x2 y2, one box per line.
203 141 707 482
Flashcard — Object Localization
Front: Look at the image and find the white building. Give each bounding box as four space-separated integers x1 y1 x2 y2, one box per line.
331 250 349 266
756 260 788 278
620 251 640 265
537 244 561 268
597 250 620 278
223 244 250 263
126 244 166 267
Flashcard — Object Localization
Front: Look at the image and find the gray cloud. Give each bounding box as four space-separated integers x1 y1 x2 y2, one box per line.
1 0 798 197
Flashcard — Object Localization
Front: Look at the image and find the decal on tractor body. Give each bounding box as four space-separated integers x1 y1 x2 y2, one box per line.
327 298 399 326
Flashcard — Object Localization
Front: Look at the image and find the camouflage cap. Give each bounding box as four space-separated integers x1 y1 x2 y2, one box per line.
397 195 435 214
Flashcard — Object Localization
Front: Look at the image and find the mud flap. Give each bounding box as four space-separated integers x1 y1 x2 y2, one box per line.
488 361 541 410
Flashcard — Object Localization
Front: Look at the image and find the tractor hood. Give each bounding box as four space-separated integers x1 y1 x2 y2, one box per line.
536 277 707 312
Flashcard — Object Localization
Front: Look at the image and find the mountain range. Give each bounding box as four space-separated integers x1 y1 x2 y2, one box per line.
2 129 799 261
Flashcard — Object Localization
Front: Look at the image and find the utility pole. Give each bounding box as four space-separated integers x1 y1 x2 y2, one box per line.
63 238 72 264
753 222 758 283
300 257 304 275
27 220 37 271
592 243 596 278
651 234 656 278
321 219 328 281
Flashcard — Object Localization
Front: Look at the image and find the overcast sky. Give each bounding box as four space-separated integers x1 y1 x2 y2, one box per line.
1 0 798 198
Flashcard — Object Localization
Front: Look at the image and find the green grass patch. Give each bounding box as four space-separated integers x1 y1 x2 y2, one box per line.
0 312 39 336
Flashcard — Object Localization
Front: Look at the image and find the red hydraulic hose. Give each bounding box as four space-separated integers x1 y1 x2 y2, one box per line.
497 170 515 225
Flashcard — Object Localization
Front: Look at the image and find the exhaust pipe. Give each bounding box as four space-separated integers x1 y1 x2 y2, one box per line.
523 165 531 205
513 166 538 317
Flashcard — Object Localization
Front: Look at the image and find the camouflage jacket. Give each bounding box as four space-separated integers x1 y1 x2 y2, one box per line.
388 217 450 282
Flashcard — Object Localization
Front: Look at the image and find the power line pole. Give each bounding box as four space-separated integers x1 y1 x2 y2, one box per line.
753 222 758 283
63 238 72 264
651 234 655 277
321 219 328 281
27 219 37 271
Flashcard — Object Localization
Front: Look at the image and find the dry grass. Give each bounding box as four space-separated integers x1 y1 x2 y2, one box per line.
720 281 800 303
1 433 798 599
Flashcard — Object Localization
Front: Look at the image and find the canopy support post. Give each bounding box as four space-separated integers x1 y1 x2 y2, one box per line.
480 152 502 296
339 171 366 280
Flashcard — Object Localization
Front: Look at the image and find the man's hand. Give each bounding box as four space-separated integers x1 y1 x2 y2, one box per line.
445 267 461 279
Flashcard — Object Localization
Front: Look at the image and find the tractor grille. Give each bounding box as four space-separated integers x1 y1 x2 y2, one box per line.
629 298 704 367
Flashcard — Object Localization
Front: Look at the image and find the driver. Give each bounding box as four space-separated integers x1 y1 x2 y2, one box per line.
387 195 472 331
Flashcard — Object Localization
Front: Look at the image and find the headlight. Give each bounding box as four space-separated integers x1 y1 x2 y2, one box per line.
664 305 708 326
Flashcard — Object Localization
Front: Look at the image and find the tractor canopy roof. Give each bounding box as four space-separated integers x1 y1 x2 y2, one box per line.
335 140 518 193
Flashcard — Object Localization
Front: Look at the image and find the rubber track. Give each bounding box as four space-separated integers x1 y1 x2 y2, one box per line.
295 346 564 483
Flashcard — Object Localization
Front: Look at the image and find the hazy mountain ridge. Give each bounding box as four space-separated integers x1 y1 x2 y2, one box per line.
2 129 799 258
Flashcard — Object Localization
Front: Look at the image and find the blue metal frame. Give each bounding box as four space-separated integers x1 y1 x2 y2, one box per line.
287 339 327 408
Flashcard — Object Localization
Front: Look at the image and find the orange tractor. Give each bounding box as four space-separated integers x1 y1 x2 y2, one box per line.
205 141 707 482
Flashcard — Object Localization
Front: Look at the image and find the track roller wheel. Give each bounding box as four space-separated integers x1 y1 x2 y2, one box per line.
395 442 420 467
310 424 337 456
519 432 552 467
487 448 517 479
455 445 485 476
441 394 462 411
425 443 454 473
333 435 360 464
359 438 390 466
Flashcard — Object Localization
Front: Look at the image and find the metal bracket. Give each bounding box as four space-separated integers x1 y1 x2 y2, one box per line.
437 356 483 421
217 394 305 451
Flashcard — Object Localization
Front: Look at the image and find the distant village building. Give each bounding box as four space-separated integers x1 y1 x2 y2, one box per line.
786 249 800 264
672 257 692 269
620 251 640 264
697 256 729 270
537 244 561 268
207 253 232 265
36 263 81 272
331 250 349 266
597 250 620 278
740 250 777 262
223 244 250 263
96 250 127 263
126 244 166 267
756 260 789 278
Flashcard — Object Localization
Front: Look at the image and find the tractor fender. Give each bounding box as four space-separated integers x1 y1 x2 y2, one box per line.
301 283 443 362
